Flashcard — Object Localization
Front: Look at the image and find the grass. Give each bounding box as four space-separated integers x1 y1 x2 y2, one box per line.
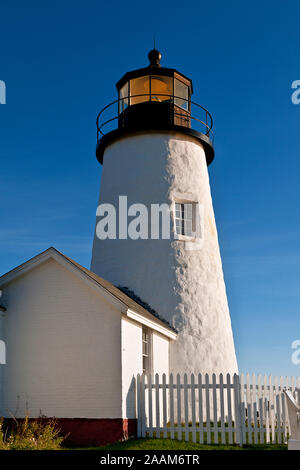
68 437 287 451
65 422 289 451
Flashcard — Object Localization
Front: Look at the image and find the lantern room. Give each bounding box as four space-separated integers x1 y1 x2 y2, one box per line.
116 49 192 129
96 49 214 165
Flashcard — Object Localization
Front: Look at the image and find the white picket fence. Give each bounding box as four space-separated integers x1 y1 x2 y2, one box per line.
136 373 300 446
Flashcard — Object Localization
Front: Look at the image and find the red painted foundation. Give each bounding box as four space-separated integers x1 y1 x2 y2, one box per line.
3 418 137 447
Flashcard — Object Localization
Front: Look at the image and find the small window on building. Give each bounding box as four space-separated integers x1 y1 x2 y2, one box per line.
142 327 152 374
175 202 197 237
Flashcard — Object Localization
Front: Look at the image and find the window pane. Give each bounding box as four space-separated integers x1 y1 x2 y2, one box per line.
119 82 129 114
130 76 150 105
174 79 189 110
185 204 192 219
184 220 192 236
151 75 173 102
143 356 148 374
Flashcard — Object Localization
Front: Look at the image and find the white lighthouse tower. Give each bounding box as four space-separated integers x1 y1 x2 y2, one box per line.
91 50 238 377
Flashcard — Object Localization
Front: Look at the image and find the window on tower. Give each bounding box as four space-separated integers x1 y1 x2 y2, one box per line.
175 202 198 237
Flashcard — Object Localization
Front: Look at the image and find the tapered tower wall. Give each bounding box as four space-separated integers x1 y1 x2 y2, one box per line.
91 131 238 376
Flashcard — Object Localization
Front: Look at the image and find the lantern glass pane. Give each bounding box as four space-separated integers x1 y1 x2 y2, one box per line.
150 75 173 102
130 76 150 105
174 79 189 110
119 82 129 114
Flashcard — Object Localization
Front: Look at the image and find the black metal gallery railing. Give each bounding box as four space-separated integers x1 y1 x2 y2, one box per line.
96 94 213 142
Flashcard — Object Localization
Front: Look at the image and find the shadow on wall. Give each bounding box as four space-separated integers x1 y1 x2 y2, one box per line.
126 376 136 419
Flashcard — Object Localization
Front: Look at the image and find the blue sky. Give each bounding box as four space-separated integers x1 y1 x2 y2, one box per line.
1 0 300 377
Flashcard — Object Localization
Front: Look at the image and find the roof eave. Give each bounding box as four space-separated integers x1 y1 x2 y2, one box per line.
125 308 177 340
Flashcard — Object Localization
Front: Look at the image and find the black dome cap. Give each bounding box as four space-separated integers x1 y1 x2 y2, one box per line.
148 48 162 67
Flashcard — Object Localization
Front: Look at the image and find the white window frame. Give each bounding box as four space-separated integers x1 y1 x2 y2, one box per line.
173 200 200 242
142 327 152 375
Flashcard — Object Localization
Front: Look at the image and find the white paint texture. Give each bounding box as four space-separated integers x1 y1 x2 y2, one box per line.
91 131 238 377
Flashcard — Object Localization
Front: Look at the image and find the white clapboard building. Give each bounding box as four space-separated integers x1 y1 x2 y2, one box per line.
0 50 237 445
0 247 176 445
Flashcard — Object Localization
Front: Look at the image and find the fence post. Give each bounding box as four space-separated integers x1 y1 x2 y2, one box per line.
141 374 146 437
136 374 141 437
233 373 243 447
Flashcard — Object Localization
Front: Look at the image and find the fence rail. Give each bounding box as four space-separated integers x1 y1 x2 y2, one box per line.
136 373 300 446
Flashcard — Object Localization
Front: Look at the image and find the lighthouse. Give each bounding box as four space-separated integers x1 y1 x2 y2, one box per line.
91 50 238 377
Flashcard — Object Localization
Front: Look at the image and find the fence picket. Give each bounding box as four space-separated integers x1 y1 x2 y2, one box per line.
291 376 295 395
233 373 242 446
274 376 281 444
212 374 218 444
269 375 276 443
155 373 160 438
240 373 246 445
183 374 189 442
205 373 211 444
137 374 141 437
148 374 153 438
280 376 286 443
257 375 264 444
169 374 175 439
177 374 182 441
246 374 252 444
219 374 226 444
252 373 258 444
227 372 234 444
285 376 290 437
263 375 270 443
191 373 196 443
141 374 146 437
162 373 167 438
198 373 204 444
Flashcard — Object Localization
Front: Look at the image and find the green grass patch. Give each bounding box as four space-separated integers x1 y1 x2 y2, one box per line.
68 437 287 451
